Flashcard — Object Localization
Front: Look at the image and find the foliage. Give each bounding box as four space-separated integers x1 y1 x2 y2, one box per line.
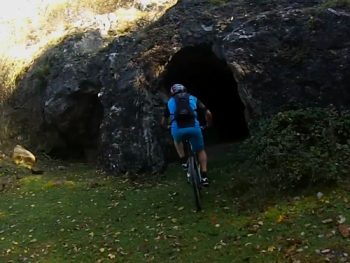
320 0 350 9
0 0 174 103
0 58 27 101
30 58 53 93
240 107 350 191
41 0 121 32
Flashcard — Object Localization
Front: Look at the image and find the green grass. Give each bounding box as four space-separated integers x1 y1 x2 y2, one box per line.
1 151 350 262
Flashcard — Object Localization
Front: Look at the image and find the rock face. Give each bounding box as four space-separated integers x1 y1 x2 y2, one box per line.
220 1 350 117
9 32 105 160
8 0 350 174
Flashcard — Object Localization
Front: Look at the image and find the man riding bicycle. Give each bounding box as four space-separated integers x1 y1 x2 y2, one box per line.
161 84 213 186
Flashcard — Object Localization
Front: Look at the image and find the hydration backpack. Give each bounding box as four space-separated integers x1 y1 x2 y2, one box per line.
174 93 195 128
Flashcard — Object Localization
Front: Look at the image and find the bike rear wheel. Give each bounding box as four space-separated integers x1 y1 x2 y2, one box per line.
189 156 201 211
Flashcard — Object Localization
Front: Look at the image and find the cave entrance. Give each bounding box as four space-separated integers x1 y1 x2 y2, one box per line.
161 44 249 144
49 92 103 162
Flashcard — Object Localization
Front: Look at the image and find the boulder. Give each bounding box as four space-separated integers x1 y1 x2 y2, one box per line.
12 144 36 170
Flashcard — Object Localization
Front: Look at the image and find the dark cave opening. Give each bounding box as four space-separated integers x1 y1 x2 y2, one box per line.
161 44 249 144
48 92 103 162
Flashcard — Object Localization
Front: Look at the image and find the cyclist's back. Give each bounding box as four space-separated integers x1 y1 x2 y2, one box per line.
161 84 212 186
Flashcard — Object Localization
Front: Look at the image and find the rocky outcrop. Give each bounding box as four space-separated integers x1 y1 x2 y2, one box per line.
8 31 105 159
97 0 350 174
220 1 350 117
7 0 350 174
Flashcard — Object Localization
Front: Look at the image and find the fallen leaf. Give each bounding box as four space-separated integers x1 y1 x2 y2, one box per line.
321 248 331 254
322 218 333 224
285 244 297 257
213 244 222 250
211 215 218 225
277 215 285 223
338 224 350 237
108 253 115 259
267 245 276 252
317 192 324 199
337 215 346 224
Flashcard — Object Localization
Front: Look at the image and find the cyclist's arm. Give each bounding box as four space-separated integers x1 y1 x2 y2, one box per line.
197 100 213 127
205 109 213 127
161 106 170 129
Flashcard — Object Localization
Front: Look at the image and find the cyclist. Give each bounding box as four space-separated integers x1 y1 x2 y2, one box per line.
161 83 213 186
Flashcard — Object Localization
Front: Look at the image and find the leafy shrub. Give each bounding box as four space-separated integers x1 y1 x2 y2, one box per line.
320 0 350 9
320 0 350 10
0 58 28 101
1 0 174 102
241 107 350 191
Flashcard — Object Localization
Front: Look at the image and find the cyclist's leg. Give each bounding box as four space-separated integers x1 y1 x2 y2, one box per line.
171 127 184 157
171 128 187 169
188 127 209 181
174 141 185 158
198 150 207 173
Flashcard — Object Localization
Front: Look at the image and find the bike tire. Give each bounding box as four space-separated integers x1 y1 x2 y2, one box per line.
189 156 202 211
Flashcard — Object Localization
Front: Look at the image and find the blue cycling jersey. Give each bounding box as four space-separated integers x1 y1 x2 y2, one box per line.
167 94 200 129
163 93 207 151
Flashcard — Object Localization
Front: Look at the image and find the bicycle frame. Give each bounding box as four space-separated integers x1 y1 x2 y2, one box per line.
183 138 202 211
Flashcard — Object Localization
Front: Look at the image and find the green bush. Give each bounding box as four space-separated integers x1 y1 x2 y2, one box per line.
321 0 350 9
241 107 350 191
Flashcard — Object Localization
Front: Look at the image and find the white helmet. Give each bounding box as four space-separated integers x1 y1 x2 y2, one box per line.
170 84 186 95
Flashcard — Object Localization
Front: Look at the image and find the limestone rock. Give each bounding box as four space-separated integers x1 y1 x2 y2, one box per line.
6 0 350 175
12 145 36 170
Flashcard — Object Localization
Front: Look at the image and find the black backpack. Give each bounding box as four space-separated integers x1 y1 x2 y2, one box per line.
174 93 195 128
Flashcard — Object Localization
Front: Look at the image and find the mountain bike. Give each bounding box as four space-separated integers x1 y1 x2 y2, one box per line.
183 136 202 211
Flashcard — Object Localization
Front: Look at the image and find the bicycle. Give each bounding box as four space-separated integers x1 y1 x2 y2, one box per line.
183 135 203 211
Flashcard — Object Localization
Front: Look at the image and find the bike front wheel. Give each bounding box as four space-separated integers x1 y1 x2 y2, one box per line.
188 156 201 211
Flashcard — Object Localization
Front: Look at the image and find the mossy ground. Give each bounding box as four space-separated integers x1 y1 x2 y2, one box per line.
0 145 350 262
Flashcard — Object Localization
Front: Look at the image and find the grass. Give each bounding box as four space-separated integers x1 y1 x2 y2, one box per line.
0 148 350 262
